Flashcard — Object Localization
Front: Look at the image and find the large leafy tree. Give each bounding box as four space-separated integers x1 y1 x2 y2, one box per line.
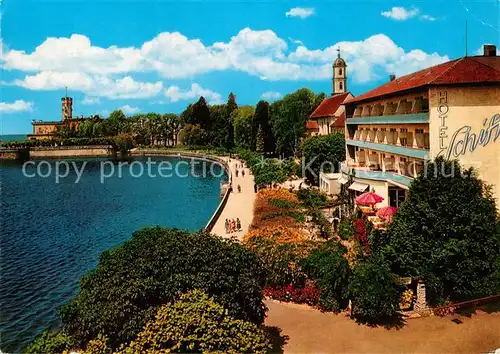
348 256 404 322
120 290 269 354
59 227 266 349
232 106 255 149
380 157 500 305
301 133 346 185
270 88 318 156
107 110 127 136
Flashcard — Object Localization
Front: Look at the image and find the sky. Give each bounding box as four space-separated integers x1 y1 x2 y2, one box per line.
0 0 499 134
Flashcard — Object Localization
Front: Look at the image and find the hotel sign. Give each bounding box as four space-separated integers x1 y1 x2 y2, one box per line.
437 91 449 157
446 114 500 159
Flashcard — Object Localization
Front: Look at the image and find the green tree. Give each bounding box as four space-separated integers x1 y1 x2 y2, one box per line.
252 100 274 154
380 157 500 304
348 257 404 322
120 290 269 354
192 96 211 131
107 110 127 136
270 88 317 156
179 124 206 146
302 241 350 312
209 104 229 147
232 106 255 149
225 92 238 150
56 125 76 139
301 134 346 185
255 125 265 155
59 227 266 348
24 331 75 354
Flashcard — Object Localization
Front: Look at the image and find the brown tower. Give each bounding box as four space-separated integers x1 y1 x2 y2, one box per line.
332 47 347 96
61 95 73 121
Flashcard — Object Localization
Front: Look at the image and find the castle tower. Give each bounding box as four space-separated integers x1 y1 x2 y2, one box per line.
332 47 347 95
61 92 73 121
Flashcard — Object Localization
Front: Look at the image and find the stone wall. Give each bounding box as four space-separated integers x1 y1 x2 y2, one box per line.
29 146 114 158
0 148 29 160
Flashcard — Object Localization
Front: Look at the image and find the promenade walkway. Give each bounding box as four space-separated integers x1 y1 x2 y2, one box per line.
265 300 500 353
211 157 255 241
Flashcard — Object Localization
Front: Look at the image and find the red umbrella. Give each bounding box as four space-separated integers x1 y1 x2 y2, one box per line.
376 206 397 219
356 191 384 206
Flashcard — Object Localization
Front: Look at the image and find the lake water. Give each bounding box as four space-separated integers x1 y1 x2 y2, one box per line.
0 134 27 142
0 156 226 352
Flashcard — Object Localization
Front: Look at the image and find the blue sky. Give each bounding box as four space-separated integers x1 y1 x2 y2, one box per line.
1 0 499 134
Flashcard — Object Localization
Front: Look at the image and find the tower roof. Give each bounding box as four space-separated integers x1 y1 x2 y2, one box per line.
334 57 346 67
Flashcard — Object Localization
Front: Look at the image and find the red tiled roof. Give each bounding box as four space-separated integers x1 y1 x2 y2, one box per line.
346 56 500 104
310 92 351 118
330 112 346 128
306 120 319 130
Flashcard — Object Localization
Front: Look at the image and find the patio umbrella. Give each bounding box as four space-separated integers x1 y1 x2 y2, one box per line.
355 191 384 206
376 206 398 220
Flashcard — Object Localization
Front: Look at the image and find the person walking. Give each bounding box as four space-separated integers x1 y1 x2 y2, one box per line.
235 169 239 177
236 218 241 232
237 184 241 193
231 219 236 233
242 170 245 177
224 219 229 234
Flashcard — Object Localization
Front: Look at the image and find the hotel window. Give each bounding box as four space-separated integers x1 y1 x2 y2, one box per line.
400 128 408 133
415 128 424 134
381 128 387 131
389 187 407 208
390 128 397 132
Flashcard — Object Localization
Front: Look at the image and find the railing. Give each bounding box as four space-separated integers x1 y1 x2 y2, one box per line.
432 294 500 316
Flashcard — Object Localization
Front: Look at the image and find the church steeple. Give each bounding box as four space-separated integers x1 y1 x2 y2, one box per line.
332 47 347 95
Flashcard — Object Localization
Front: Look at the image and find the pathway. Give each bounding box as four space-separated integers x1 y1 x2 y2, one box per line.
265 300 500 353
211 157 255 241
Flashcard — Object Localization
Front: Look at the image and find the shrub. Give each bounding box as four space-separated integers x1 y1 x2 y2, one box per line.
348 257 404 322
338 218 353 240
301 134 345 185
59 227 266 349
264 281 320 306
119 290 269 354
296 188 332 209
82 335 112 354
113 133 134 153
382 157 500 305
245 232 314 288
24 330 75 354
268 198 299 209
302 240 350 312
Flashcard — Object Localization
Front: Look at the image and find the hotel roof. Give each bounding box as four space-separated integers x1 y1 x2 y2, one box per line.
310 92 351 118
306 120 319 129
346 56 500 104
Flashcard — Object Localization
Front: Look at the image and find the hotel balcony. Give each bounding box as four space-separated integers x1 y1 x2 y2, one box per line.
346 137 429 160
340 161 414 188
349 96 429 120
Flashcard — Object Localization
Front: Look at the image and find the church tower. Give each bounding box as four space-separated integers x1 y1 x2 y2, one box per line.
61 88 73 121
332 47 347 95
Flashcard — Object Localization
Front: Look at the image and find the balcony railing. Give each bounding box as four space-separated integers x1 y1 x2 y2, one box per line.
346 139 429 160
346 112 429 124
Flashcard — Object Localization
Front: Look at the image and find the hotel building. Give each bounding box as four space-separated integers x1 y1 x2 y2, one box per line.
336 44 500 207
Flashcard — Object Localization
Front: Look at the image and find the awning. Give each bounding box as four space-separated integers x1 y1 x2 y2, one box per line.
349 182 369 192
338 176 348 184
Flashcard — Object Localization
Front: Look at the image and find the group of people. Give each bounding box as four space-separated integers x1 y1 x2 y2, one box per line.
225 218 241 233
235 168 245 178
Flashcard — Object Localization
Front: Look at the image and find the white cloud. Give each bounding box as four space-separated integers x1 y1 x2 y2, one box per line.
381 7 419 20
164 83 222 104
0 100 34 113
82 96 100 105
119 104 140 114
261 91 283 101
285 7 315 19
1 29 449 89
420 14 436 21
9 72 163 99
